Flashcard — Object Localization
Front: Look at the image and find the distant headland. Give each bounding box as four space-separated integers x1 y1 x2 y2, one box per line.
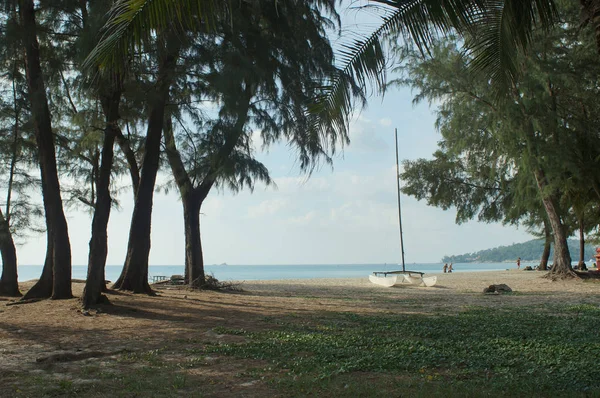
442 239 597 263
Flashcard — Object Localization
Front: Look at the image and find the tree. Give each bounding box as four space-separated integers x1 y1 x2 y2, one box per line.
395 7 600 277
18 0 72 299
110 29 183 293
163 0 345 287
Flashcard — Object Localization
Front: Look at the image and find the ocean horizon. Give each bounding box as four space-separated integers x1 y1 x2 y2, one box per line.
15 262 536 283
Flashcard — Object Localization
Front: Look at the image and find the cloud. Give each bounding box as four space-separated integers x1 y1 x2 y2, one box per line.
379 118 392 127
274 176 331 193
348 123 388 152
247 198 288 218
287 210 317 225
329 200 396 228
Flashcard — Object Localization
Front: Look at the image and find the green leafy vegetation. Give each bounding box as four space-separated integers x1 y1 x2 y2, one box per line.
443 239 597 263
7 303 598 397
202 306 600 396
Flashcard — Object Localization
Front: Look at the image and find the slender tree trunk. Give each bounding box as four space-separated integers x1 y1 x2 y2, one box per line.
578 216 586 268
113 37 181 293
0 209 20 297
539 219 551 271
540 237 551 271
533 169 574 278
115 131 140 198
82 91 121 308
0 81 22 296
183 196 206 286
19 0 72 299
22 227 54 300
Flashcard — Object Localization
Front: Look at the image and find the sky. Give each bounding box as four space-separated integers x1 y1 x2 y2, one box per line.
15 1 535 266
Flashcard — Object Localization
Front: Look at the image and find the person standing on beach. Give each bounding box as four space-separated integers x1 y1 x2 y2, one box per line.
443 264 448 273
517 257 521 270
448 263 453 273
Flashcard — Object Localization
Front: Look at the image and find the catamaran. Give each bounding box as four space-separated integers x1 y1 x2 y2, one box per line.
370 128 436 288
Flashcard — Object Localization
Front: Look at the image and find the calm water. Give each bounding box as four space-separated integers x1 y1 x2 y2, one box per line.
16 262 530 282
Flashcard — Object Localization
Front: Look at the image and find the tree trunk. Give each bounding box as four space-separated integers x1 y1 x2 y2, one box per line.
115 131 140 198
113 37 180 293
183 196 206 287
533 169 575 278
540 237 551 271
0 208 20 297
22 227 54 300
539 220 551 271
578 216 585 266
82 90 121 308
19 0 72 299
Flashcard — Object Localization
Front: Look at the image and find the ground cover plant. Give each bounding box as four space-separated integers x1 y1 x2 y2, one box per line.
205 306 600 397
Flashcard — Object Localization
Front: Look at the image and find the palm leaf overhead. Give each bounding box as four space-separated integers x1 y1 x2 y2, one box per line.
304 0 487 157
314 0 557 123
84 0 226 70
466 0 558 93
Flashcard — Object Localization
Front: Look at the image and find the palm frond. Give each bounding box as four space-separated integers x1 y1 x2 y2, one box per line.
84 0 225 70
467 0 558 96
306 0 486 163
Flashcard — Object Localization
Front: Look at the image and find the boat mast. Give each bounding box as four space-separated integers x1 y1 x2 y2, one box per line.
395 128 406 272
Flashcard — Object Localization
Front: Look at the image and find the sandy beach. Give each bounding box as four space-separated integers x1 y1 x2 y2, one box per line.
1 270 599 397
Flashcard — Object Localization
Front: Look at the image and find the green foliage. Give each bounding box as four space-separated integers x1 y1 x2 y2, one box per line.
394 1 600 269
206 307 600 395
442 239 598 263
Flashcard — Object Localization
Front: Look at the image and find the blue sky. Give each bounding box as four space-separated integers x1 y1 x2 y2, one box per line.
15 1 534 266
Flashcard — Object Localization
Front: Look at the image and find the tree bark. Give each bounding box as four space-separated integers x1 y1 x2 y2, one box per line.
533 169 575 277
113 36 181 293
578 216 586 268
0 208 20 297
82 90 121 308
183 196 206 286
115 131 140 198
539 219 551 271
22 227 54 300
19 0 72 299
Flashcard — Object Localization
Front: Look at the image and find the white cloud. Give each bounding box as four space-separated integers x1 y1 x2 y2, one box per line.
247 198 288 218
379 118 392 127
288 210 317 225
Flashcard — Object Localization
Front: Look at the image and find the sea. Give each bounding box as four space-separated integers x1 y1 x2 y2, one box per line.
15 262 531 283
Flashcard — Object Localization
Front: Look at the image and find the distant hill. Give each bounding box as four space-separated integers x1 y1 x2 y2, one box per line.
442 239 598 263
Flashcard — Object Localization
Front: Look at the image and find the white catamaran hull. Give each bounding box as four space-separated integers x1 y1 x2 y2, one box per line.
369 274 398 287
420 276 437 287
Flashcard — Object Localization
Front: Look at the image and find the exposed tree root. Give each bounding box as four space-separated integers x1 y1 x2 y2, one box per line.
6 298 44 306
544 268 580 281
574 271 600 280
81 293 112 310
36 349 126 364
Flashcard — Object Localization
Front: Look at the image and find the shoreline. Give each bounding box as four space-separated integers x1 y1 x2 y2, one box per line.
237 269 600 296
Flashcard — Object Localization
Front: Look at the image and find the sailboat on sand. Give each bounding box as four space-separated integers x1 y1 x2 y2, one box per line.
369 128 437 288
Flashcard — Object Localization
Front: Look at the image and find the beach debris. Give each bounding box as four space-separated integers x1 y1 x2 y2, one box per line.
483 284 512 294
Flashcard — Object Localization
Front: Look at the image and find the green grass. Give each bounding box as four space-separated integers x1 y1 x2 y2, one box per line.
206 306 600 396
4 304 599 397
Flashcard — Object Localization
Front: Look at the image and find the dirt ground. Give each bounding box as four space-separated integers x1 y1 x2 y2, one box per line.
1 271 599 397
